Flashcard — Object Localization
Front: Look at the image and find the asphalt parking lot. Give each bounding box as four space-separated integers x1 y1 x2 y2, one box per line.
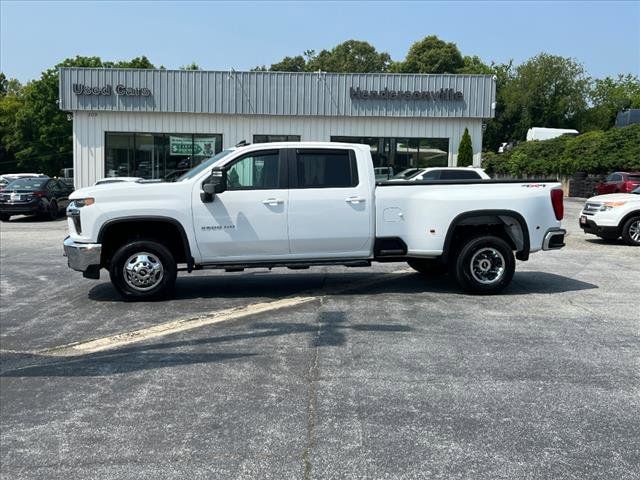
1 198 639 479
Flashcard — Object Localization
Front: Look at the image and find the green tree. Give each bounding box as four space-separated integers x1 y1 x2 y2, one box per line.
457 55 495 75
264 41 391 73
305 40 391 73
457 128 473 166
482 61 514 151
0 74 24 172
269 55 306 72
180 62 201 70
501 53 590 141
398 35 464 74
3 56 156 175
579 74 640 131
108 56 156 69
0 72 7 96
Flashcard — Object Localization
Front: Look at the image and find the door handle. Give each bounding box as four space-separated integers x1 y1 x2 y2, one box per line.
262 198 284 206
346 196 365 204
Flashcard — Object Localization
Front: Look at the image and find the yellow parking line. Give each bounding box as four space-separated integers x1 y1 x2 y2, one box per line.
38 269 415 357
42 296 318 357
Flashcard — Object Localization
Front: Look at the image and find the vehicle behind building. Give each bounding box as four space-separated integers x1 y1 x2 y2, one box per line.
526 127 579 141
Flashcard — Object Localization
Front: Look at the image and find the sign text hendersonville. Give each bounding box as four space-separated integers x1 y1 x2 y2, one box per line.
350 87 463 101
72 84 152 97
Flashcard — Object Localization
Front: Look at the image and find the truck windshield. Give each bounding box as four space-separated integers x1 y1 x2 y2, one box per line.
176 150 233 182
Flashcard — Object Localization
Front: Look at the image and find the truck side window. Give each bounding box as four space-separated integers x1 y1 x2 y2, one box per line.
296 149 358 188
226 151 280 190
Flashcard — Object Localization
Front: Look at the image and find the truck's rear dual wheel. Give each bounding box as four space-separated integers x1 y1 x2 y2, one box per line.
109 240 177 300
452 235 515 295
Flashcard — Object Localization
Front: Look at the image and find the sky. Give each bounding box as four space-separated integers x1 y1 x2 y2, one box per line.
1 0 639 83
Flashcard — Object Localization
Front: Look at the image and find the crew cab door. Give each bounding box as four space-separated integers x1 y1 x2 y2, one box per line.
286 148 373 258
192 149 290 262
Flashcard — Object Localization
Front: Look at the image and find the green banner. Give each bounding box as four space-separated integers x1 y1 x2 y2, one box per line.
170 137 217 156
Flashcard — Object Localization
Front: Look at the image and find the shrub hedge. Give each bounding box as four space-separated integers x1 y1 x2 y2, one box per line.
482 124 640 177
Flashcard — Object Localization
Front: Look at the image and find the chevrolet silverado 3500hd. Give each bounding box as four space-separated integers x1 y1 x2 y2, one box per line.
63 142 566 300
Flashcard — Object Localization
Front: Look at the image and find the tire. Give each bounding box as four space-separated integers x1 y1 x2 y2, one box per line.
407 258 447 275
109 240 177 300
48 200 59 220
0 213 10 222
621 216 640 246
452 235 515 295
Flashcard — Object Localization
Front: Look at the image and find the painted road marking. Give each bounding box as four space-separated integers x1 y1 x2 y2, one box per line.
36 269 416 357
41 296 318 356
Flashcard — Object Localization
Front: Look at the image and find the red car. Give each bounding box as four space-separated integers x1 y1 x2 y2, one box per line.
595 172 640 195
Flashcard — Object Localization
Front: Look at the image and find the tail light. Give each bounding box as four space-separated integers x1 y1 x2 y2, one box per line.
623 181 638 193
551 189 564 221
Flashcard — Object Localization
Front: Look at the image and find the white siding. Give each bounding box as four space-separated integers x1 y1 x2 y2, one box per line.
72 111 484 188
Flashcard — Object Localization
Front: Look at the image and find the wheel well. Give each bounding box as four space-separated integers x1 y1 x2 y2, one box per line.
620 210 640 229
99 219 192 268
443 211 530 262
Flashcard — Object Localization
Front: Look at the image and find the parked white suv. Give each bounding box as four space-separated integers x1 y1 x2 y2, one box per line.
580 187 640 245
407 167 490 181
63 142 566 300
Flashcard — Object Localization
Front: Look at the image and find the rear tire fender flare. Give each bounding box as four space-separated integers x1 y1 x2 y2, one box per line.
441 210 530 262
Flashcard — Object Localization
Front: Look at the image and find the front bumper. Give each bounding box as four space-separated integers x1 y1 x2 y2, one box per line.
579 217 619 236
542 228 566 250
63 236 102 278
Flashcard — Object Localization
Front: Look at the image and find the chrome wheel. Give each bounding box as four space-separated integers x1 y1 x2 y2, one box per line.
470 247 505 285
630 220 640 243
123 252 164 291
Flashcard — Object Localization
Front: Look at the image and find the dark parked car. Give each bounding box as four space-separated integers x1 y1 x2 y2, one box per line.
0 177 73 221
595 172 640 195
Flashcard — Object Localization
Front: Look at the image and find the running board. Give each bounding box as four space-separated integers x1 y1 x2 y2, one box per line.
188 258 372 271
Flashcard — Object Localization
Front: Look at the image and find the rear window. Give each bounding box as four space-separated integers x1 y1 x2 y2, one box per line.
5 178 48 190
627 175 640 181
440 170 481 180
295 149 358 188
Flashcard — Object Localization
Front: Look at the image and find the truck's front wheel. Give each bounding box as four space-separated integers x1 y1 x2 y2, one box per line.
453 236 515 295
109 240 177 300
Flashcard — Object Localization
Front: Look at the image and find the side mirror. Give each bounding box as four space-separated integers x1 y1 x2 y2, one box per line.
200 167 227 203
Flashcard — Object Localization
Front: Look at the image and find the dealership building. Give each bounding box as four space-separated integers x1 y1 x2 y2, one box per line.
59 68 496 188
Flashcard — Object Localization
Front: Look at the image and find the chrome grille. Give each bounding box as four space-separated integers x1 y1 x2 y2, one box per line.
582 202 601 215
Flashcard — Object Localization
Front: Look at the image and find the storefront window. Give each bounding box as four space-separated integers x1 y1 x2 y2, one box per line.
105 133 222 181
330 136 449 172
105 133 134 177
253 134 301 143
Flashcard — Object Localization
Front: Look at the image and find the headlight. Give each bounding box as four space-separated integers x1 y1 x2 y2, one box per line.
599 201 626 211
70 197 95 208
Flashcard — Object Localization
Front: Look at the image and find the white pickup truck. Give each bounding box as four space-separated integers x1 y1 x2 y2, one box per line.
63 142 566 300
